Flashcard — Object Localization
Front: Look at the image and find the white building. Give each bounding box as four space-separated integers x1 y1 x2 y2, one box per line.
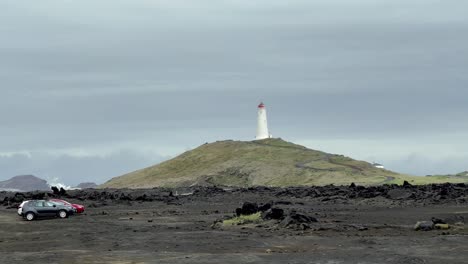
372 162 385 169
255 102 271 140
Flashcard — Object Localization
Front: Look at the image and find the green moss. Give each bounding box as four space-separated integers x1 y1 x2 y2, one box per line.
222 212 262 226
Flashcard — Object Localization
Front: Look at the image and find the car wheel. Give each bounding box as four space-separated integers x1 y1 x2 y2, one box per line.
25 212 35 221
58 210 68 219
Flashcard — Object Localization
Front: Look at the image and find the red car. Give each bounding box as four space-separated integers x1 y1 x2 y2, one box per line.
50 199 85 214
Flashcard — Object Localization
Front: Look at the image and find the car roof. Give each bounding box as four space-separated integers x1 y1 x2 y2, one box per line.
23 200 41 205
50 199 70 203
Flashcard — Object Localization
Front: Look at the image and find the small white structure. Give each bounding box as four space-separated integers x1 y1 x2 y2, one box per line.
256 102 271 140
372 162 385 169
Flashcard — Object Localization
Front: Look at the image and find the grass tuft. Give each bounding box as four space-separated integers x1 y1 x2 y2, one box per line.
222 212 262 226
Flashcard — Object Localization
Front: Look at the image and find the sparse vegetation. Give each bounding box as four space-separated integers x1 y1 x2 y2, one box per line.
222 212 262 226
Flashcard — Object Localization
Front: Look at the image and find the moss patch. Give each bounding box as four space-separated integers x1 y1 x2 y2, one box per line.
222 212 262 226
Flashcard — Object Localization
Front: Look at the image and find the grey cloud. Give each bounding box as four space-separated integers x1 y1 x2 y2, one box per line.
0 150 167 186
385 154 468 177
1 1 468 182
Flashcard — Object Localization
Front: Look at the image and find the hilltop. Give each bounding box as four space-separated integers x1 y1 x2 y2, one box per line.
0 175 50 192
101 138 422 188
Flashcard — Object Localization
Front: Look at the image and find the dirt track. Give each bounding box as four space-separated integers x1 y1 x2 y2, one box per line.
1 185 468 263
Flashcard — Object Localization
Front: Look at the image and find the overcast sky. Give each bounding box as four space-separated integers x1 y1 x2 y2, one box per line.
1 0 468 185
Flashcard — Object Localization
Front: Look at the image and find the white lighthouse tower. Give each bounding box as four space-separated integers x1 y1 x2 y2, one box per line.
256 102 271 140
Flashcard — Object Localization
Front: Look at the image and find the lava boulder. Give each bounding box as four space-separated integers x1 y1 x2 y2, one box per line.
261 207 285 220
236 202 259 216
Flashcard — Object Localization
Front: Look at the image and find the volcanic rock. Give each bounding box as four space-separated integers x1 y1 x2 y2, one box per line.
280 211 318 230
261 207 285 220
51 186 67 196
431 217 446 225
443 215 465 225
258 202 272 212
414 221 434 231
236 202 259 216
403 181 412 187
387 189 413 200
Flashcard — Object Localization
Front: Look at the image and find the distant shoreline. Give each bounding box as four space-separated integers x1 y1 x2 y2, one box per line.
0 188 23 192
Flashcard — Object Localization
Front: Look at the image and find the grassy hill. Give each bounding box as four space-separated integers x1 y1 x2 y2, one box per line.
418 171 468 184
101 138 435 188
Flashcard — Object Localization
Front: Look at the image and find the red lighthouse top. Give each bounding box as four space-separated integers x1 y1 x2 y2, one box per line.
258 102 265 108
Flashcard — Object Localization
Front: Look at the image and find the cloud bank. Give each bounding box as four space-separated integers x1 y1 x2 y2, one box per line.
1 0 467 183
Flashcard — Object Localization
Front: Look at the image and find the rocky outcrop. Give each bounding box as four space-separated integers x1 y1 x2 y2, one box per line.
280 211 318 230
2 183 468 208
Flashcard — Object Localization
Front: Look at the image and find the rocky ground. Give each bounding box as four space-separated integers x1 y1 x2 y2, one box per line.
1 183 468 263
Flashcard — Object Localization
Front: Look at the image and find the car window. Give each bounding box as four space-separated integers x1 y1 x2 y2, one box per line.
45 202 55 207
35 201 44 207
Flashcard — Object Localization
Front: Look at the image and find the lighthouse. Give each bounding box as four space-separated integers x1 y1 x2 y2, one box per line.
256 102 271 140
